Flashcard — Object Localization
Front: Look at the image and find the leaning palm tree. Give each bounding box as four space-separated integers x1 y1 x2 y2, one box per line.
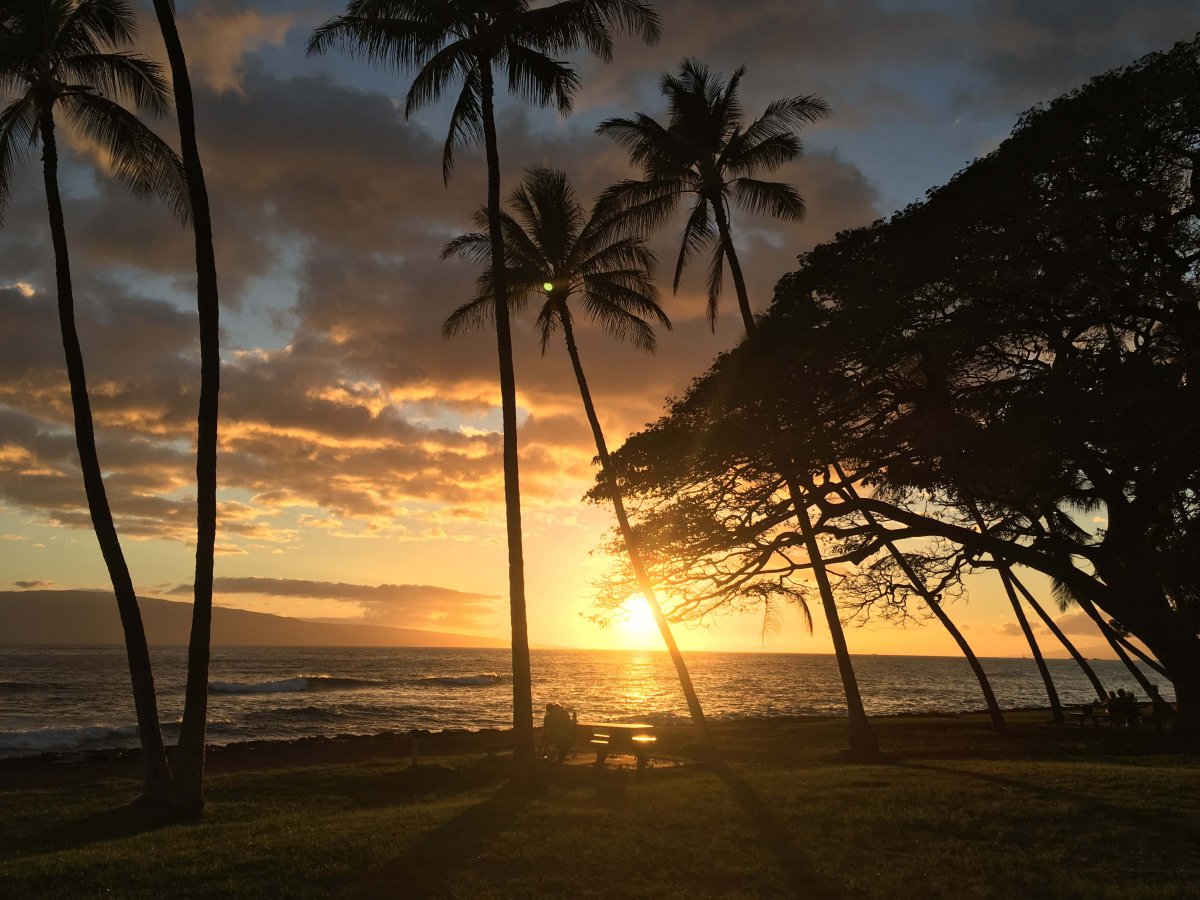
0 0 188 804
597 58 828 333
444 166 713 748
599 62 888 755
149 0 222 813
309 0 660 776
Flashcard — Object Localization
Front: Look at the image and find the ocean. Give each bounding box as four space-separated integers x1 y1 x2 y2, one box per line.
0 645 1173 758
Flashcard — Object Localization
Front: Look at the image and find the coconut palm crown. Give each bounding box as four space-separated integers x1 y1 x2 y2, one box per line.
597 58 828 331
442 165 669 350
0 0 187 220
308 0 661 182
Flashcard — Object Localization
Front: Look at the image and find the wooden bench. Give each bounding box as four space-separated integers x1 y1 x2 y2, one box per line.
575 722 656 771
1071 707 1110 726
1070 705 1149 727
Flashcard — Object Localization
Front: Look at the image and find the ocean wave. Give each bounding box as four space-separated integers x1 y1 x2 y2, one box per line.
0 724 138 752
209 675 383 694
416 673 508 687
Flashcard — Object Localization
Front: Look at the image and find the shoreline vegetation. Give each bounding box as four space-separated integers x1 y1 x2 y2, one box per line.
2 712 1196 898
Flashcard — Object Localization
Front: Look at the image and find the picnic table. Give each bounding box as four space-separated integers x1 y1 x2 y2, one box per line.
575 722 657 771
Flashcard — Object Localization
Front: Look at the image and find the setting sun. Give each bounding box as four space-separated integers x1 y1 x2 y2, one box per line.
616 594 662 648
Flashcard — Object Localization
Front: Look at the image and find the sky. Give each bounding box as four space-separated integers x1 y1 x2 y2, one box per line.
0 0 1194 656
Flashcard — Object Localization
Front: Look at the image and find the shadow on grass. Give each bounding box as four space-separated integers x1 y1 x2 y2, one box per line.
345 780 535 897
4 802 175 859
710 762 839 899
898 761 1191 828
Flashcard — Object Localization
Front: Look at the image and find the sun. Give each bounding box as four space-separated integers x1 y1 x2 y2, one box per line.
616 594 661 648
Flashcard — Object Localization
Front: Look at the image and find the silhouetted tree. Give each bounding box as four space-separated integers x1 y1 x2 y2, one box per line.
598 62 882 756
597 59 827 332
149 0 222 813
0 0 188 804
600 38 1200 740
308 0 660 777
443 166 714 746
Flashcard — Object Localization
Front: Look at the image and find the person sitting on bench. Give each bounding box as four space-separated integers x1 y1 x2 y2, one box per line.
541 703 576 762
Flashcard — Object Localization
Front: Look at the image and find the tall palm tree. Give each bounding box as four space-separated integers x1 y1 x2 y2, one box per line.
0 0 188 804
598 62 887 755
443 165 713 748
597 58 828 333
309 0 660 776
149 0 222 813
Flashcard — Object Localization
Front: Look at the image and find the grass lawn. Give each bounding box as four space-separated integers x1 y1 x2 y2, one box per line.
1 712 1197 898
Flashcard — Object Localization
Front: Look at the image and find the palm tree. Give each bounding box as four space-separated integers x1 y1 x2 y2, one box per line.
0 0 188 804
443 165 713 749
149 0 222 813
309 0 660 776
597 58 828 333
598 62 887 755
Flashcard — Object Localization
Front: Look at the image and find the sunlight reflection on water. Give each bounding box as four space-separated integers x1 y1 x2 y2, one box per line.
0 645 1174 756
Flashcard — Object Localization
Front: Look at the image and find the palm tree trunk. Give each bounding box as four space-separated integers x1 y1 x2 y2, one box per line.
151 0 221 813
556 303 713 751
966 505 1063 722
721 213 878 757
479 62 535 777
712 197 755 334
833 467 1006 732
39 105 172 804
1007 573 1106 702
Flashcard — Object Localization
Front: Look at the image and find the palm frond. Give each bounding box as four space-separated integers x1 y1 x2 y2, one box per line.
516 0 660 62
59 90 190 222
704 239 725 328
58 52 171 117
730 177 806 221
307 13 446 72
442 293 496 338
440 66 483 182
0 93 38 222
405 39 473 117
673 195 714 294
1050 576 1081 613
501 44 578 115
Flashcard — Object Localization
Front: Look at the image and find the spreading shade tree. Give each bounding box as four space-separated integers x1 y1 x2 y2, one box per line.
148 0 223 813
308 0 661 776
598 61 885 755
0 0 188 803
443 165 713 746
596 37 1200 740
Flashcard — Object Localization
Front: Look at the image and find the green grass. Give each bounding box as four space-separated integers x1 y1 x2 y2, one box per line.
1 713 1197 898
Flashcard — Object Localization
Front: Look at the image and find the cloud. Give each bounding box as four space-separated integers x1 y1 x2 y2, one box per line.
12 580 53 589
2 0 1190 606
169 576 500 630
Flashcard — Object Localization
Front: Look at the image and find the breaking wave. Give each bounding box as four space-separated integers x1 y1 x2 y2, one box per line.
209 675 383 694
0 724 138 752
415 673 507 687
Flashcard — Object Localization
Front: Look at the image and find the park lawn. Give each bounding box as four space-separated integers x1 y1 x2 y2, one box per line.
0 712 1197 898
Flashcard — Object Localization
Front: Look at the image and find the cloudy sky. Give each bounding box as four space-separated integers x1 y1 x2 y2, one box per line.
0 0 1193 654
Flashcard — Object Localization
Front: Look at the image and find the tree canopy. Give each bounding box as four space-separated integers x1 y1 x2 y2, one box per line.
593 35 1200 735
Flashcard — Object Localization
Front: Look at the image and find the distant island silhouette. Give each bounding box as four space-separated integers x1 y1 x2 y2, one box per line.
0 591 509 649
